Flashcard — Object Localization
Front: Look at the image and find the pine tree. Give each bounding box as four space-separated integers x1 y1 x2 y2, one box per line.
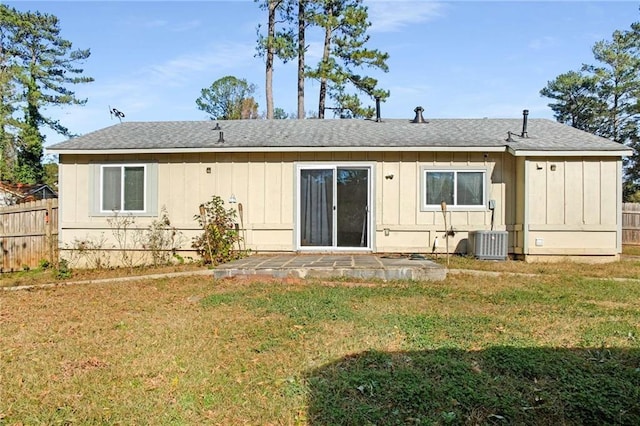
256 0 296 119
540 71 605 133
541 23 640 199
0 5 93 183
0 5 22 181
306 0 389 119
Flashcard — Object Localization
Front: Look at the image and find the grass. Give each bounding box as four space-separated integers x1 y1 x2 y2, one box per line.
2 260 640 424
0 262 205 288
436 250 640 279
623 244 640 257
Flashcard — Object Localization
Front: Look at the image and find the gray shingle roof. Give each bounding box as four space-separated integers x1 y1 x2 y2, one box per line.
47 118 630 154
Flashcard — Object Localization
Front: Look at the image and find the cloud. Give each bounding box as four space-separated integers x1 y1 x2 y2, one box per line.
143 41 256 86
41 39 260 142
528 36 557 50
122 16 201 32
367 1 446 33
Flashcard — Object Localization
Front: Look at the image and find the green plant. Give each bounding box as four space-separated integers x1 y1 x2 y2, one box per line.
38 259 50 270
192 195 245 265
53 258 72 279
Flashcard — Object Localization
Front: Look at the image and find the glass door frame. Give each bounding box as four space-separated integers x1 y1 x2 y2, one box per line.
295 162 375 252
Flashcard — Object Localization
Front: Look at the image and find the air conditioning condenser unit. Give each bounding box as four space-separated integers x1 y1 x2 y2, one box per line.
468 230 508 260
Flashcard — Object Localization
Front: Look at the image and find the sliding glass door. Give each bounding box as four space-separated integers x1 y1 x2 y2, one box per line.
298 165 371 250
299 169 334 246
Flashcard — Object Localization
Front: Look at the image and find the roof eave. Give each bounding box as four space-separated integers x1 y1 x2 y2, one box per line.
49 145 509 155
507 147 633 157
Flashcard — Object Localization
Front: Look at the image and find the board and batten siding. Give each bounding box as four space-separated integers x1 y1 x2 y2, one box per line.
58 151 513 258
524 157 621 256
376 151 513 253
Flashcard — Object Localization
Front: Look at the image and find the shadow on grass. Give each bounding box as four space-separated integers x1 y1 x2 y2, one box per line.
305 346 640 425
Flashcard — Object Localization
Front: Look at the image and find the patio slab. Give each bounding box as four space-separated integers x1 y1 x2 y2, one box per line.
213 254 446 281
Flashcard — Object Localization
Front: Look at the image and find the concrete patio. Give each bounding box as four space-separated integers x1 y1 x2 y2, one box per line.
213 254 447 281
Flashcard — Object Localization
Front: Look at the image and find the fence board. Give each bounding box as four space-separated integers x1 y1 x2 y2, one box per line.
623 203 640 245
0 199 58 272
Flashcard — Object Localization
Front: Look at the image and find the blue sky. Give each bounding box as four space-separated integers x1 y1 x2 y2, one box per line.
6 1 639 147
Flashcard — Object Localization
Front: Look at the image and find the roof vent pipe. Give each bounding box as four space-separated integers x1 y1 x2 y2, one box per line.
375 96 382 122
218 131 224 143
521 109 529 138
412 106 427 124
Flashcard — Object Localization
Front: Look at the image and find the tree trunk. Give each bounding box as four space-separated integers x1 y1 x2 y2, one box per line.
297 0 305 119
265 0 276 119
318 6 332 120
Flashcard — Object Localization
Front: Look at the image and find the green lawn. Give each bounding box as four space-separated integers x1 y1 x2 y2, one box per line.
2 263 640 424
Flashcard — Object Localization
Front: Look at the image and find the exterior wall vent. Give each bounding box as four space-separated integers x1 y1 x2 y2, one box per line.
468 231 508 260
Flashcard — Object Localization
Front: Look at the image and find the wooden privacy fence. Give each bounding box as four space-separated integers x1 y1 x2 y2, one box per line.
623 203 640 245
0 199 58 272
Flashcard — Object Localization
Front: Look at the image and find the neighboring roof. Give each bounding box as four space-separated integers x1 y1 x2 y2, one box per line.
0 182 58 204
47 118 632 156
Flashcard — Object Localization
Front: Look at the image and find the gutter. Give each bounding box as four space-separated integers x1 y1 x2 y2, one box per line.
48 146 509 155
507 147 633 157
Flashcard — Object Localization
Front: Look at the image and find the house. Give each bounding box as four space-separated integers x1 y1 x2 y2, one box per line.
48 108 632 265
0 181 58 207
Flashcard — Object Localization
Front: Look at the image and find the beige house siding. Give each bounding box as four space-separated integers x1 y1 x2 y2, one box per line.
522 156 621 259
58 152 622 263
376 151 513 253
58 151 516 258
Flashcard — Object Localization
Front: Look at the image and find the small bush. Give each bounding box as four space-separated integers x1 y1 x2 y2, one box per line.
107 212 145 270
54 259 72 280
192 195 245 265
144 207 186 267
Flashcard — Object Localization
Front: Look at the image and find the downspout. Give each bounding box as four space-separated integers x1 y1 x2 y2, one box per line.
523 158 529 259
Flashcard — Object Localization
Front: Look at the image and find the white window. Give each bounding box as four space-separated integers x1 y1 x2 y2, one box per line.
423 169 486 209
90 162 157 216
101 165 146 212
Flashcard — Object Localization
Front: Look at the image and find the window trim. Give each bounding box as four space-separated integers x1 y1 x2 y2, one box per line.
89 161 158 217
100 164 147 213
420 166 488 211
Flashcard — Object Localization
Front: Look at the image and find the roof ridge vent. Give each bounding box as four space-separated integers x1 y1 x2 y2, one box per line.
411 106 428 124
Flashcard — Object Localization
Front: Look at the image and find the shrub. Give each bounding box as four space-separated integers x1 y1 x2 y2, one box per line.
192 195 245 265
144 207 186 267
107 212 145 270
54 258 72 280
